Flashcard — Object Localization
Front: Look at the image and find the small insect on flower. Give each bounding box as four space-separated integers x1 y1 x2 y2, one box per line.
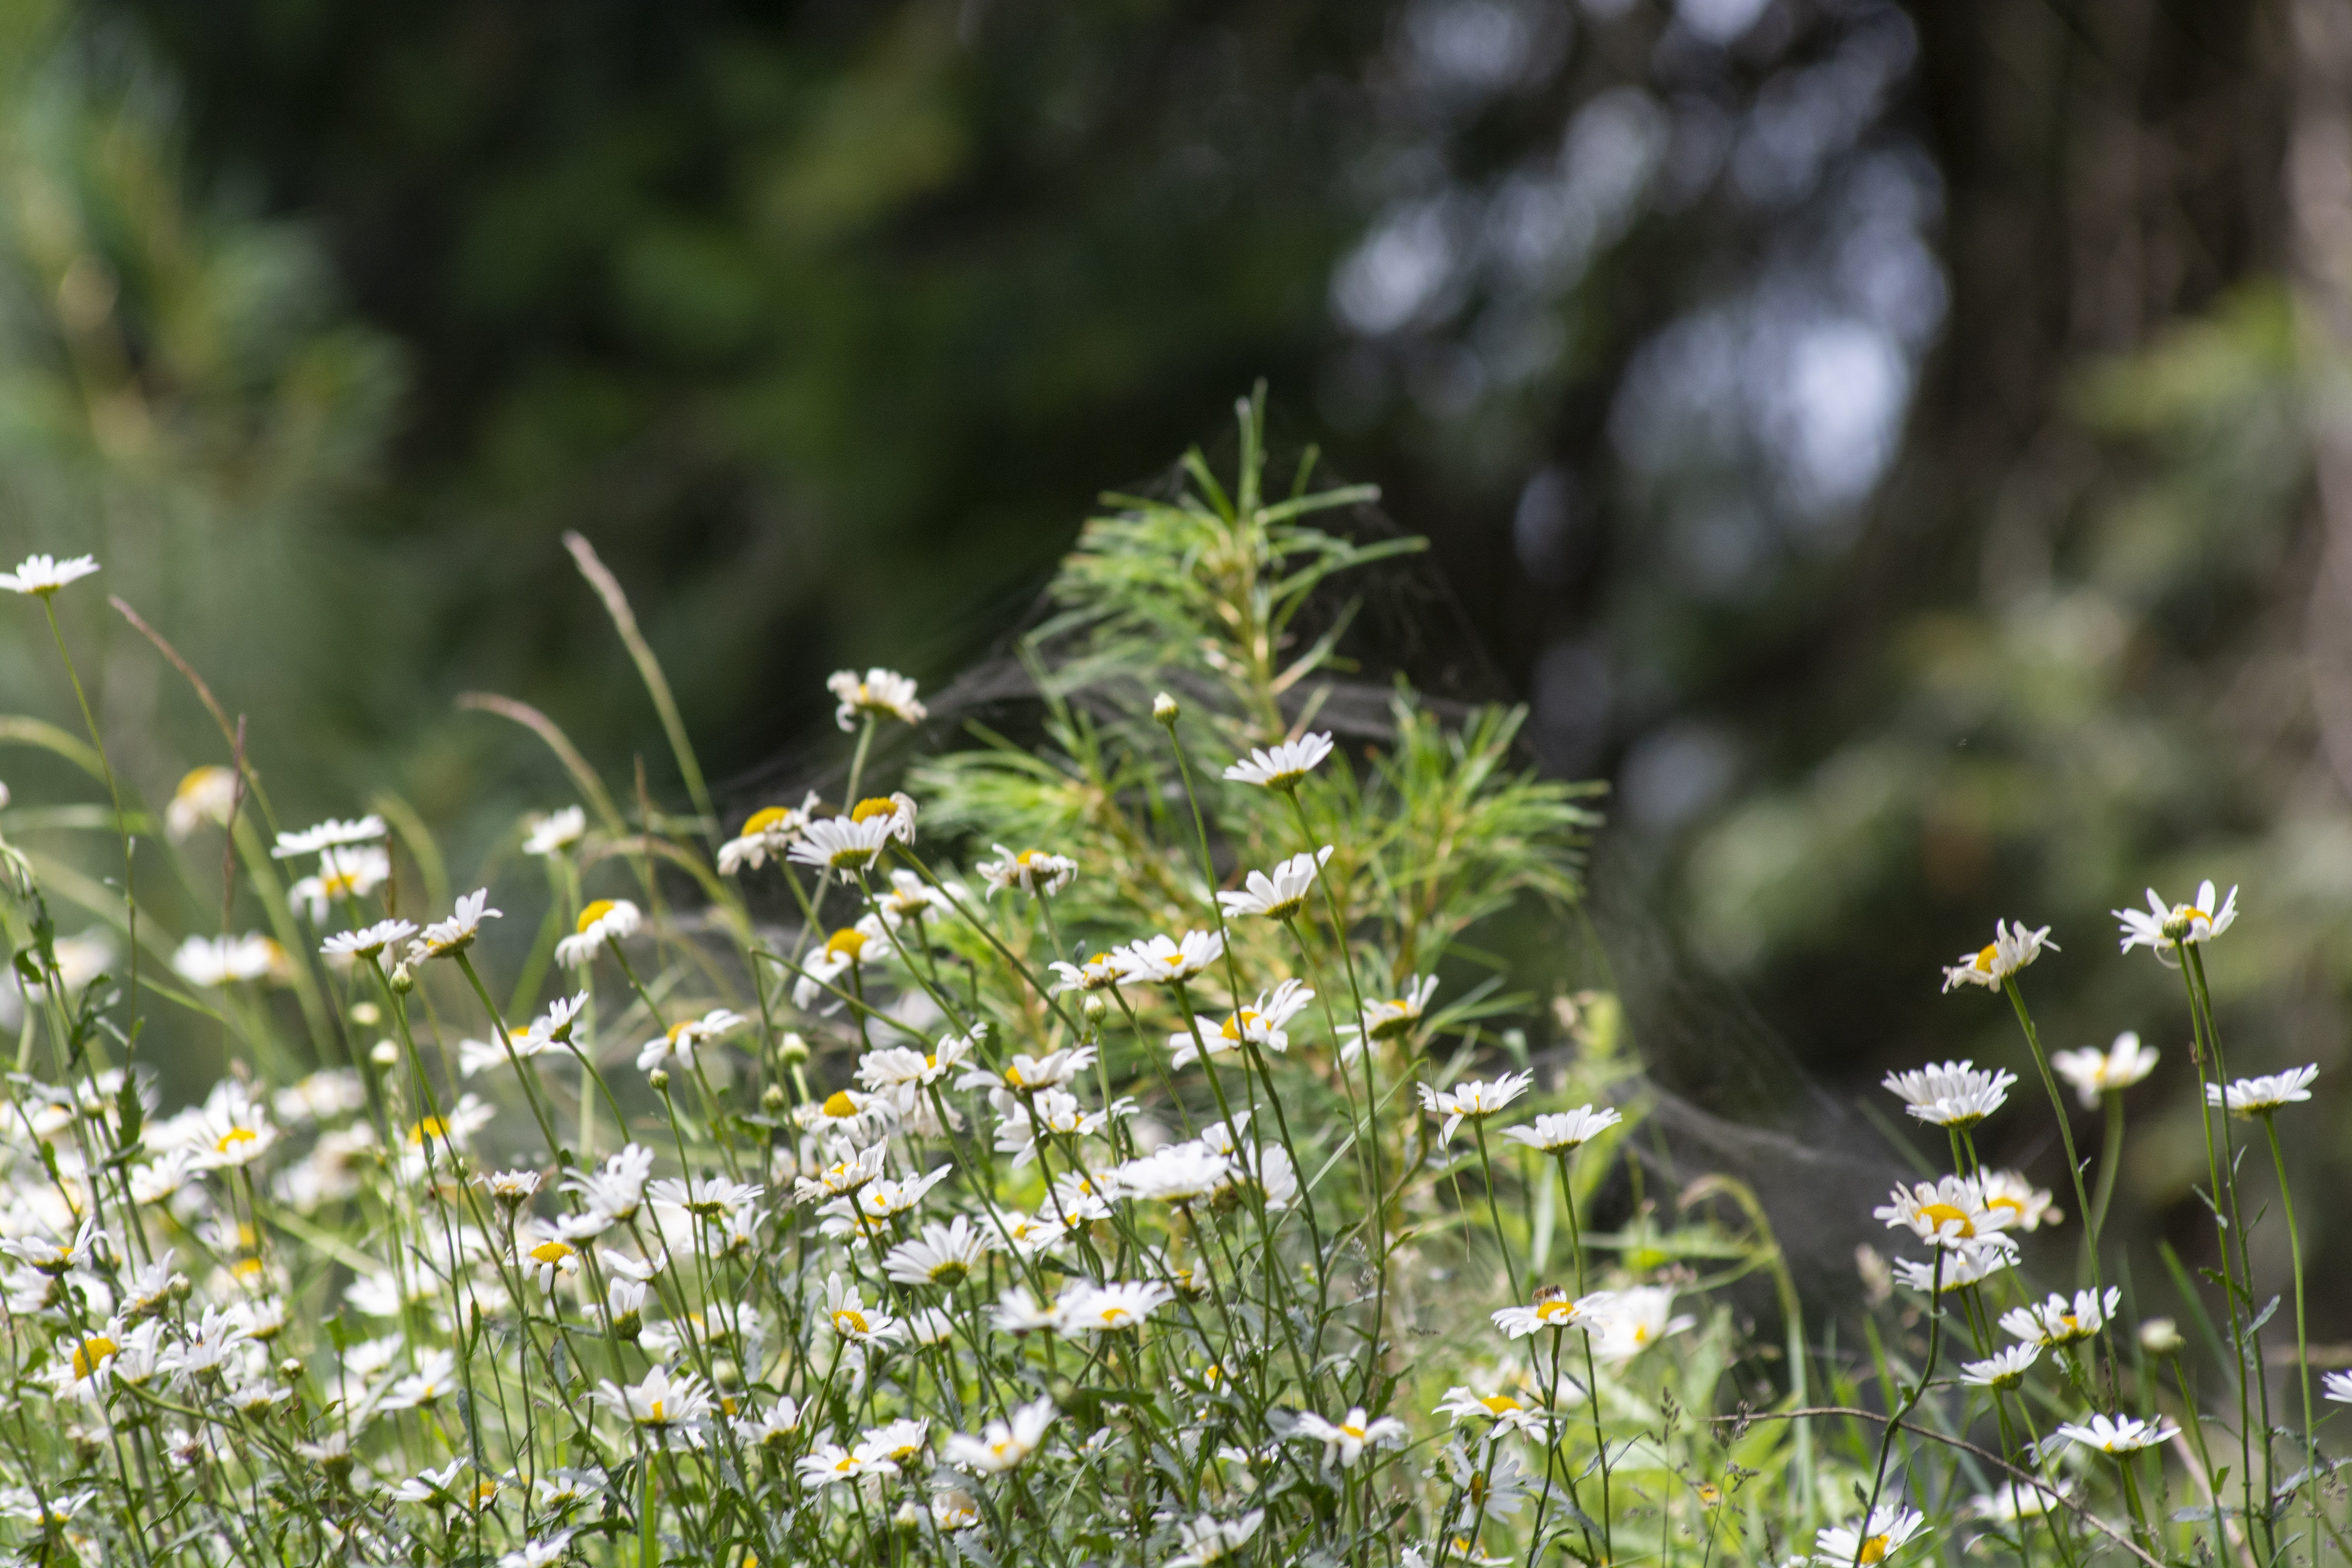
828 666 927 730
1500 1104 1622 1154
1812 1505 1929 1567
1958 1342 2041 1389
978 844 1078 898
2000 1287 2120 1347
1417 1071 1534 1147
2055 1413 2180 1454
1939 920 2057 993
1222 732 1334 792
1292 1406 1408 1468
1492 1286 1613 1339
941 1395 1055 1474
2205 1065 2318 1117
2051 1031 2160 1107
2114 880 2237 960
1880 1059 2016 1128
554 898 642 967
1340 974 1441 1061
1217 846 1333 921
0 552 100 595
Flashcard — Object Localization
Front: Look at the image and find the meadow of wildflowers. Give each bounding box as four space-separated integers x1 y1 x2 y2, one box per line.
0 395 2342 1568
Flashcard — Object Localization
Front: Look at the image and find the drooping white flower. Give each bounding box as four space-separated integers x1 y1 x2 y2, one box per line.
715 795 817 873
1880 1059 2016 1129
1812 1505 1928 1567
555 898 641 967
1417 1071 1534 1147
2113 880 2237 960
522 806 588 858
1940 920 2056 992
270 815 388 859
828 667 927 731
1217 847 1332 921
1048 951 1126 993
2051 1031 2160 1107
1891 1237 2015 1294
1500 1104 1622 1153
0 553 99 595
1340 974 1440 1061
1222 733 1334 791
941 1395 1055 1474
1291 1406 1407 1467
2205 1065 2318 1117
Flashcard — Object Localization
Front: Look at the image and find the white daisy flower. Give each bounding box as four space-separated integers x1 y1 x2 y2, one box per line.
319 918 418 962
1591 1286 1695 1361
1891 1239 2016 1294
1291 1406 1407 1467
1491 1287 1613 1339
165 766 240 840
2323 1370 2352 1405
1979 1170 2059 1232
1417 1070 1534 1147
591 1365 713 1447
1433 1383 1551 1440
990 1286 1060 1336
1054 1280 1174 1334
289 844 391 922
2113 880 2237 960
554 898 641 967
1049 951 1126 993
514 1228 581 1294
1812 1505 1928 1567
410 888 501 960
497 1533 575 1568
796 1438 894 1487
791 922 892 1012
882 1218 994 1289
634 1008 749 1072
955 1046 1094 1094
786 812 896 873
715 795 819 873
0 553 100 595
171 933 285 988
521 805 587 858
940 1396 1054 1474
824 1273 902 1345
1940 920 2057 992
1999 1288 2119 1346
978 844 1078 898
1217 846 1333 921
2051 1031 2160 1107
270 815 387 859
1222 732 1334 791
1168 1510 1265 1567
828 667 927 730
2205 1065 2318 1117
1968 1481 2071 1522
1339 974 1441 1061
1880 1059 2016 1129
1111 1142 1234 1203
1958 1343 2041 1388
1872 1175 2021 1252
2055 1413 2178 1454
1168 978 1316 1066
1113 929 1226 985
1500 1104 1622 1153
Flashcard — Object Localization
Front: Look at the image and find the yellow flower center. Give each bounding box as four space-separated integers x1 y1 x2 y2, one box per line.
648 1400 666 1424
529 1241 574 1266
72 1336 117 1380
1987 1196 2024 1218
233 1256 265 1281
822 1091 858 1118
825 928 867 960
1340 1423 1366 1439
1221 1010 1262 1042
1100 1307 1132 1326
1004 1065 1026 1088
577 899 617 934
216 1126 259 1155
1479 1394 1522 1414
1537 1299 1573 1324
1973 943 1999 973
1918 1202 1974 1236
1016 849 1040 866
1860 1535 1890 1565
849 797 898 823
409 1117 448 1145
742 806 790 836
835 1309 868 1336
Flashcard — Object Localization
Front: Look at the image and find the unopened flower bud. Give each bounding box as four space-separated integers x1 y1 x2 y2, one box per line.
279 1357 304 1381
760 1083 788 1114
648 1068 671 1094
1081 993 1107 1021
350 1001 381 1026
712 1357 742 1391
779 1033 811 1067
1153 691 1180 725
388 962 415 995
2139 1317 2185 1357
369 1039 399 1068
894 1501 923 1534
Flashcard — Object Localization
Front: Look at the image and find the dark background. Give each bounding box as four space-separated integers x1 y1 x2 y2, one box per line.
2 0 2346 1330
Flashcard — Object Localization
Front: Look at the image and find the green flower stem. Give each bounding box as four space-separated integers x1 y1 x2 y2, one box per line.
40 596 138 1024
1469 1118 1521 1302
1851 1247 1949 1568
2257 1111 2318 1533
